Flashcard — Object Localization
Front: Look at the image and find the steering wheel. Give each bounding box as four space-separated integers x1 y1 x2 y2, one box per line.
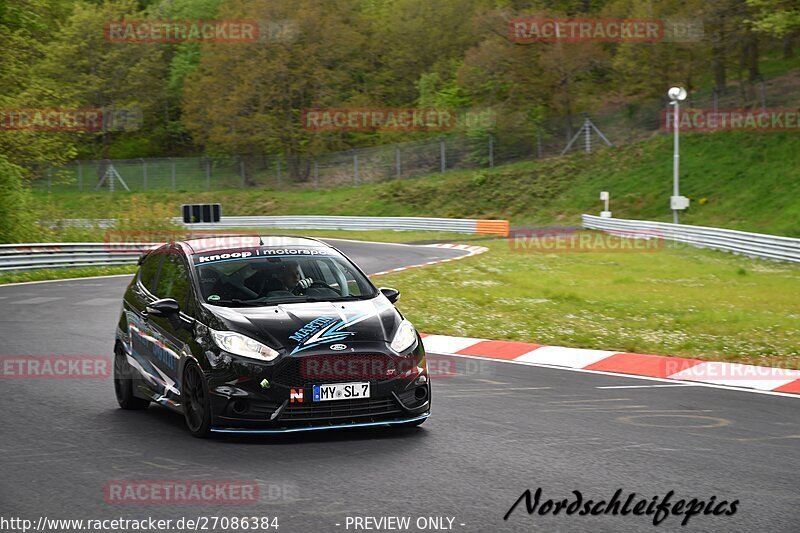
292 280 338 295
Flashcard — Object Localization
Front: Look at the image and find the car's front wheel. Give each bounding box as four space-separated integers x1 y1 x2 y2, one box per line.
182 362 212 438
114 351 150 410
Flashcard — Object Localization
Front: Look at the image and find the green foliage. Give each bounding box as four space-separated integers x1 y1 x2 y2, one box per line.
747 0 800 36
0 155 38 243
112 196 181 233
32 0 169 160
0 0 78 167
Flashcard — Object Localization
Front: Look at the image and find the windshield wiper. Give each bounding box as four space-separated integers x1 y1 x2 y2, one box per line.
304 295 370 302
206 298 266 307
208 295 375 307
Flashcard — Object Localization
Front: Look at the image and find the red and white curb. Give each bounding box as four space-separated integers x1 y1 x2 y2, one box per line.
420 334 800 397
370 244 488 277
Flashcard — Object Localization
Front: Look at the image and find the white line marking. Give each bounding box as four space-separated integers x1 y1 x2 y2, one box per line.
594 443 653 453
323 238 425 247
445 387 552 392
539 406 649 411
442 391 513 398
621 410 715 413
515 345 617 368
428 352 800 399
423 335 484 354
597 384 700 389
76 297 122 306
11 297 63 304
547 398 631 404
668 361 800 391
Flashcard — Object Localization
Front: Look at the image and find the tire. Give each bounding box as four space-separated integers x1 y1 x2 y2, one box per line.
182 362 212 438
114 351 150 410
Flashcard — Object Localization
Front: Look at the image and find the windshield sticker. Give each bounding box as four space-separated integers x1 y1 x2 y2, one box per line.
195 248 331 265
207 294 220 302
289 311 374 354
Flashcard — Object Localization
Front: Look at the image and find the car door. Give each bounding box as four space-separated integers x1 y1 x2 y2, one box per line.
125 245 167 399
145 247 194 404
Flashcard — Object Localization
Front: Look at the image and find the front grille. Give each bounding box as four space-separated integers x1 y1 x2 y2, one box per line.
273 353 399 387
280 397 402 421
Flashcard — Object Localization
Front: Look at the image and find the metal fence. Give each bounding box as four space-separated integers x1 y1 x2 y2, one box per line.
582 214 800 263
0 242 155 271
30 136 519 193
26 113 647 193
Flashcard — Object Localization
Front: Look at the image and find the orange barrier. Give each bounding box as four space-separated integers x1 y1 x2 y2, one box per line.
475 219 510 237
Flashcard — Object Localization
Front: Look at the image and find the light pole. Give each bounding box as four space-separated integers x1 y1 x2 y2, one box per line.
668 86 688 224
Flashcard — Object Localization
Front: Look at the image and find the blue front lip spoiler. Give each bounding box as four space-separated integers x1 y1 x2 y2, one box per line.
210 413 429 434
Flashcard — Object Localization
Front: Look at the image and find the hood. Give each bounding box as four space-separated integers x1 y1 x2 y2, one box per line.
204 296 403 354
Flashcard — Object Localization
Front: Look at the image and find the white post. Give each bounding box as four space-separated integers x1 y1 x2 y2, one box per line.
395 146 401 177
584 118 591 153
673 101 680 224
600 191 611 218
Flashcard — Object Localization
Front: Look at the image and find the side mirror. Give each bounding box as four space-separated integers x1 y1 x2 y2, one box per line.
146 298 181 317
380 287 400 304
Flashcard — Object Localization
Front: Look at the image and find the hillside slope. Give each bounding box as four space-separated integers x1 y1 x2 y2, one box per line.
36 131 800 237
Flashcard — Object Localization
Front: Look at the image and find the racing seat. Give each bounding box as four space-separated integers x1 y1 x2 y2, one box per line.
199 270 226 299
245 267 285 297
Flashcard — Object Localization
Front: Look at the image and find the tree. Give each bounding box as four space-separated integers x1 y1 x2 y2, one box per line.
746 0 799 58
746 0 800 36
0 0 78 169
0 155 38 243
182 0 369 182
32 0 169 162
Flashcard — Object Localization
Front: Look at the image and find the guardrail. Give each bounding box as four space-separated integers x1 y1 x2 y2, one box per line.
582 214 800 263
4 216 509 272
61 216 510 235
0 243 157 272
175 215 509 235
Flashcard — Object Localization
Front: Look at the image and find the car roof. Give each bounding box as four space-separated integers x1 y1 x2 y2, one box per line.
179 235 332 254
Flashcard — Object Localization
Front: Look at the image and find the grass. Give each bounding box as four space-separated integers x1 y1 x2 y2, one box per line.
33 130 800 237
379 233 800 369
5 230 799 369
0 265 136 285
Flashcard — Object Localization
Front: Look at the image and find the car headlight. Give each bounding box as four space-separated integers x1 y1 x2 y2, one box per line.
390 319 417 353
210 330 280 362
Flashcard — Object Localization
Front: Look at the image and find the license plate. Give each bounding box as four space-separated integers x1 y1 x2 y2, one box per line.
312 382 370 402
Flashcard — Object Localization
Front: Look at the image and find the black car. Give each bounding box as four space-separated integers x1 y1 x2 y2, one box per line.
113 236 430 437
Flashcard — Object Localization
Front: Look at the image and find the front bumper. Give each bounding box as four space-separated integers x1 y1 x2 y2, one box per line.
205 340 430 431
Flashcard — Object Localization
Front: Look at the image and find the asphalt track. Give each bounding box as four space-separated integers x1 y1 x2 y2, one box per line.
0 238 797 533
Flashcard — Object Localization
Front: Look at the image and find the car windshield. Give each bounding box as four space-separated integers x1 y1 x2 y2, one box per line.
192 247 376 307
